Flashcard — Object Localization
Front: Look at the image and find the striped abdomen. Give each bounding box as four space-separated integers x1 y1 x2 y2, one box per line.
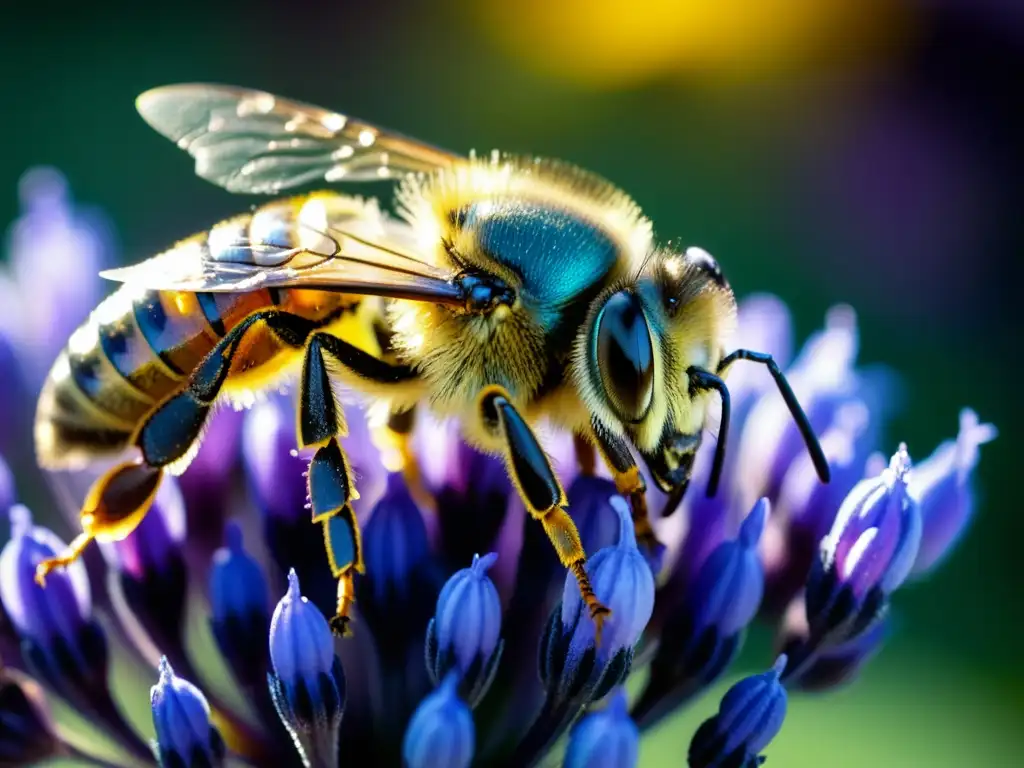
35 282 356 470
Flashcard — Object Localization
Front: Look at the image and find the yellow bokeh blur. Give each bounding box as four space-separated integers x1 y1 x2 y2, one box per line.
473 0 911 87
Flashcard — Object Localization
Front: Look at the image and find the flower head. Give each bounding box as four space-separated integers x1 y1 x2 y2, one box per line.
0 177 993 768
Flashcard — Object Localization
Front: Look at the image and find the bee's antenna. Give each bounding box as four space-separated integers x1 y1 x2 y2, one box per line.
716 349 831 484
687 368 731 497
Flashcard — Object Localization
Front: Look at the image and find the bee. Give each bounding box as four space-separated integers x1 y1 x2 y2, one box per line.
34 84 830 636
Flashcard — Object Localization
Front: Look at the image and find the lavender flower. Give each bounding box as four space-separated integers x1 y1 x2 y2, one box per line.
0 168 995 766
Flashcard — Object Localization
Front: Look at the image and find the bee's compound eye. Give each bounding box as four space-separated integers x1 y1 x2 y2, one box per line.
594 291 655 424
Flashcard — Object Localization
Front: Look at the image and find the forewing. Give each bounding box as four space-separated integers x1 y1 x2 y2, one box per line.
136 83 461 194
101 196 463 304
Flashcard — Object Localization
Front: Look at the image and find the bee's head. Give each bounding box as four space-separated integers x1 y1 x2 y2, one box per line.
577 246 736 493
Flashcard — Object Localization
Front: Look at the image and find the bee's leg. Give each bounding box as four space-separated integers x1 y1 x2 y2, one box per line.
307 437 363 638
296 330 420 635
478 386 611 639
35 309 309 582
590 419 664 556
34 460 163 585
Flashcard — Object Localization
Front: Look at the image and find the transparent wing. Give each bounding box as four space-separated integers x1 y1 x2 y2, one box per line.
136 83 462 194
100 195 463 305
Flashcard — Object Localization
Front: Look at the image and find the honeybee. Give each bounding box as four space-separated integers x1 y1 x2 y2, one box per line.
34 84 829 636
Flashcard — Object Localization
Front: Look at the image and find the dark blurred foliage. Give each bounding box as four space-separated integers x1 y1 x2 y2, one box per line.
0 0 1019 705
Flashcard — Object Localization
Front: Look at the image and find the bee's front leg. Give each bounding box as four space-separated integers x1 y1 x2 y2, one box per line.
589 419 665 561
478 386 611 640
297 330 421 636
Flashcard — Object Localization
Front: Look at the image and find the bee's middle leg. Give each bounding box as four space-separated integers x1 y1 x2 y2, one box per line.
478 386 611 639
296 330 421 636
589 420 664 557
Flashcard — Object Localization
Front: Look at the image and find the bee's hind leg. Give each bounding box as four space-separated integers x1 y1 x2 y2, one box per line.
296 330 421 636
589 420 665 566
35 460 163 585
478 386 611 641
36 309 317 584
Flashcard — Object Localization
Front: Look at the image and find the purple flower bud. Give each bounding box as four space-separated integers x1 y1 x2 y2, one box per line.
633 500 768 731
210 521 269 623
763 402 874 615
688 656 788 768
0 513 147 759
433 552 502 670
0 505 91 645
561 497 655 664
777 402 873 541
268 570 346 767
819 445 921 598
805 445 921 647
108 478 186 580
403 671 475 768
102 478 193 683
269 570 336 689
910 408 997 577
426 553 504 707
541 497 654 707
209 522 270 685
690 499 768 637
363 473 431 605
150 657 225 768
564 688 639 768
659 446 733 607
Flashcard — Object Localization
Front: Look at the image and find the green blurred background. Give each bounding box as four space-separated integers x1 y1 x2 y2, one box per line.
1 1 1019 765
